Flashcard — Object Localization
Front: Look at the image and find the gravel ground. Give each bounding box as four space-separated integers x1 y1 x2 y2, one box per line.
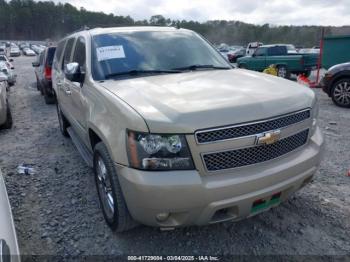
0 56 349 259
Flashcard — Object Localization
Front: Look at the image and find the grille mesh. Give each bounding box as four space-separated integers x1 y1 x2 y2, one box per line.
203 129 309 171
196 110 310 144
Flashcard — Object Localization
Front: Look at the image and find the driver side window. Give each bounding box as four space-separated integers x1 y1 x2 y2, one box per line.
254 48 266 56
72 37 86 72
62 38 75 70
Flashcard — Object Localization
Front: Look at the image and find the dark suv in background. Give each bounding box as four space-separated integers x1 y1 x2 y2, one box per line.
321 62 350 108
32 46 56 104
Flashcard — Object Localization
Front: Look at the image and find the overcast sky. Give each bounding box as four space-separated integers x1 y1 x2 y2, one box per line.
54 0 350 26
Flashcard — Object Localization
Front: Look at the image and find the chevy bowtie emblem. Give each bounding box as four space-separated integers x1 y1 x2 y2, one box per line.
256 130 281 145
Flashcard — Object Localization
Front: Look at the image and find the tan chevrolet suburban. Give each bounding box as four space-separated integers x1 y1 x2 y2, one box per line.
52 27 324 232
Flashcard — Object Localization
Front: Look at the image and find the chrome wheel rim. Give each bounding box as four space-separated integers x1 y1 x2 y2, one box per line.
278 67 287 78
96 156 115 218
334 81 350 106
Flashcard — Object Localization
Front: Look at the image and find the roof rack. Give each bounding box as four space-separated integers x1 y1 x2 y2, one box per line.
66 26 91 36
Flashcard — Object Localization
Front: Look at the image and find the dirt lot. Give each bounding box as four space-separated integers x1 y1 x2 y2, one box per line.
1 56 349 258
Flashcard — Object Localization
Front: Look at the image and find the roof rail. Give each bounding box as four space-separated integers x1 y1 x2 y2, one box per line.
66 25 91 36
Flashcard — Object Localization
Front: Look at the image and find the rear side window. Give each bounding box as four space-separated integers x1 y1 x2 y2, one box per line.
62 38 75 70
53 40 65 70
46 47 56 67
255 47 267 56
268 46 286 56
39 52 45 65
72 37 86 68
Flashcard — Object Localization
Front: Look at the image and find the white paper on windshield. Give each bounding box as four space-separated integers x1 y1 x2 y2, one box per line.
96 45 125 61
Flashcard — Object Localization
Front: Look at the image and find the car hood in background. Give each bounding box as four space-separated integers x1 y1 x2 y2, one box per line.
100 69 315 133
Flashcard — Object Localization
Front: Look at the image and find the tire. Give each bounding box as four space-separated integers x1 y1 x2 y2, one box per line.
331 78 350 108
43 88 56 104
56 102 70 137
277 66 290 79
36 78 40 91
1 103 12 129
238 64 246 69
93 142 137 232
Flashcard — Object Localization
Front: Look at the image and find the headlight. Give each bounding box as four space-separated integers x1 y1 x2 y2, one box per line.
126 131 195 171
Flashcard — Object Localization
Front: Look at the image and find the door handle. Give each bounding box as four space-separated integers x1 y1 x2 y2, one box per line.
65 87 71 95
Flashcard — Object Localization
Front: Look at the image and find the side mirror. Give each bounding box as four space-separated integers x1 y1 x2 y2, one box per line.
32 62 40 67
65 62 85 83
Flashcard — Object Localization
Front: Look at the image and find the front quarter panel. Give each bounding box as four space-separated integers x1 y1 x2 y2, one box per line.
86 81 149 166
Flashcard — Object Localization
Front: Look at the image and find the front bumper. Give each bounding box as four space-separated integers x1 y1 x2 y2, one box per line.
117 127 324 228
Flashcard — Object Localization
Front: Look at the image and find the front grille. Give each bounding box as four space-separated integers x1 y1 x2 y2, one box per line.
196 110 310 144
203 129 309 171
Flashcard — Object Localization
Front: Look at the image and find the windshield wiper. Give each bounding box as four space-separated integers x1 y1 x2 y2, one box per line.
105 69 181 79
172 64 231 71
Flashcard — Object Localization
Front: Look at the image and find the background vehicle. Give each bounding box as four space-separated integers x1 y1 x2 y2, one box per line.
237 44 318 78
32 46 56 104
0 61 16 86
0 170 20 261
0 73 12 129
298 48 320 54
246 42 263 56
23 48 36 56
227 48 246 63
0 55 14 69
0 47 5 56
53 27 323 232
321 62 350 108
9 47 20 57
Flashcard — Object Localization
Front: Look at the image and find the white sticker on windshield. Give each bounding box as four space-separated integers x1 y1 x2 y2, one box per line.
96 45 125 61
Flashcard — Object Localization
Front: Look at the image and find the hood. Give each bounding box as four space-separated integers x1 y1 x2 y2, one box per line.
100 69 315 133
328 62 350 73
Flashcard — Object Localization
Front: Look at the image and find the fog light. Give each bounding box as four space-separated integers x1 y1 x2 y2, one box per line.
156 212 170 222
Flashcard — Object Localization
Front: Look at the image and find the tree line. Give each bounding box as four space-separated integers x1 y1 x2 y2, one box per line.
1 0 349 47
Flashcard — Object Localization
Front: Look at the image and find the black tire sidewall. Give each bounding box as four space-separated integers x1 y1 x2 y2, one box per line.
2 103 12 129
93 142 136 232
93 148 118 228
56 103 69 136
277 66 289 79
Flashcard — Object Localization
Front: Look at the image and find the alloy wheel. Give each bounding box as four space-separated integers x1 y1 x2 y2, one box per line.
333 81 350 106
96 156 115 219
278 67 287 78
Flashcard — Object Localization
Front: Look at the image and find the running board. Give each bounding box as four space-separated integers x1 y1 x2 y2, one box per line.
67 127 93 168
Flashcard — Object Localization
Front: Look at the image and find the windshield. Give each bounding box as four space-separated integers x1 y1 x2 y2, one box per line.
91 30 230 80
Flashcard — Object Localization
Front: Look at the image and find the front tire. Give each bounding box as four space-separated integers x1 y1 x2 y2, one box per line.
331 78 350 108
56 102 69 137
43 88 56 104
93 142 137 232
